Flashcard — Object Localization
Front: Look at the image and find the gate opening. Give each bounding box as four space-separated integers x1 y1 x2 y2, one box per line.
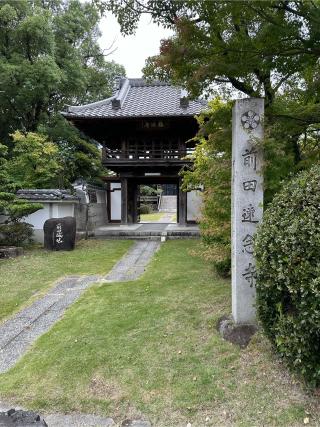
138 183 177 224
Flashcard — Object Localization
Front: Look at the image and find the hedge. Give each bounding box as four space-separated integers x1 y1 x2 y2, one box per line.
255 165 320 385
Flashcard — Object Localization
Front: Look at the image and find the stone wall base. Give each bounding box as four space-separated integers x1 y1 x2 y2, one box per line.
0 246 23 259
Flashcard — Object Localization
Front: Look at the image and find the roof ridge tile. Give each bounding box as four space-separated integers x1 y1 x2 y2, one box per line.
61 78 207 119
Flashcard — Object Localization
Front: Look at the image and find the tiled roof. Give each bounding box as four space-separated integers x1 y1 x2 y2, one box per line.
62 78 207 119
17 189 78 201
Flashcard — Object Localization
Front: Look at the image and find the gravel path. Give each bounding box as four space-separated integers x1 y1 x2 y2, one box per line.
0 275 100 374
0 241 160 374
104 240 160 282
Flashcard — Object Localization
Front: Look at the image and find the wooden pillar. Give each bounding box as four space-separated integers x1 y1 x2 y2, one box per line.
132 182 138 223
178 179 187 226
178 137 186 157
121 177 128 224
101 142 106 162
106 181 111 223
127 180 137 224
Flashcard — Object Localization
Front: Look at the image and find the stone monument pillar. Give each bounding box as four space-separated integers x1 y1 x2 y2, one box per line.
232 98 264 324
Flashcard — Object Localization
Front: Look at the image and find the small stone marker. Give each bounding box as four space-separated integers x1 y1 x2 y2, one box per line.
232 98 264 324
43 216 76 251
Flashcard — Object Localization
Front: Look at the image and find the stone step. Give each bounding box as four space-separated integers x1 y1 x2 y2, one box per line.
93 231 200 240
95 235 162 241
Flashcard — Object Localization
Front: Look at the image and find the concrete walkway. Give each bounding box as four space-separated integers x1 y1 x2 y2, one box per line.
0 241 160 374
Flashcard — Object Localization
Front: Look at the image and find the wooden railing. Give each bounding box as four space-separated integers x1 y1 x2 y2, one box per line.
104 147 195 161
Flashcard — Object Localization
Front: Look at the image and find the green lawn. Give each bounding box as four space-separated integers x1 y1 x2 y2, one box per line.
0 239 132 323
140 212 165 221
140 212 177 222
0 241 319 426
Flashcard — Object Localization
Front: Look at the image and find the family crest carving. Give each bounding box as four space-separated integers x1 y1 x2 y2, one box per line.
241 110 260 130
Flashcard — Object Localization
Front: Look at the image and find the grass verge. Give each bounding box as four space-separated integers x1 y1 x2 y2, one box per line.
0 239 132 323
0 241 319 426
140 212 166 222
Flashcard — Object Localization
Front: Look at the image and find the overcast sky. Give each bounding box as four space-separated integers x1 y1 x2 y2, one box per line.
99 13 173 78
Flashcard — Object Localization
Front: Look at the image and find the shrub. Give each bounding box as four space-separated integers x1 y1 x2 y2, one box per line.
255 165 320 386
0 222 33 246
214 257 231 278
139 204 152 215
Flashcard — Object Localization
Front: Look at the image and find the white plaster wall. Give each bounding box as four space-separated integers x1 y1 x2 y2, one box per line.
57 204 74 218
52 204 59 218
187 190 202 222
110 182 121 221
24 204 51 229
24 202 76 243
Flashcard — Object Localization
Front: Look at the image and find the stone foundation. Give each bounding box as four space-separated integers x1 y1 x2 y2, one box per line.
217 315 258 348
0 246 23 259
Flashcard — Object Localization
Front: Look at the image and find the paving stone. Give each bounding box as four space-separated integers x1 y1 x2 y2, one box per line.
15 294 62 321
19 311 62 338
121 420 152 427
0 402 20 413
104 241 160 282
45 413 115 426
77 275 101 287
0 318 32 348
49 293 83 312
51 276 81 293
0 338 32 373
